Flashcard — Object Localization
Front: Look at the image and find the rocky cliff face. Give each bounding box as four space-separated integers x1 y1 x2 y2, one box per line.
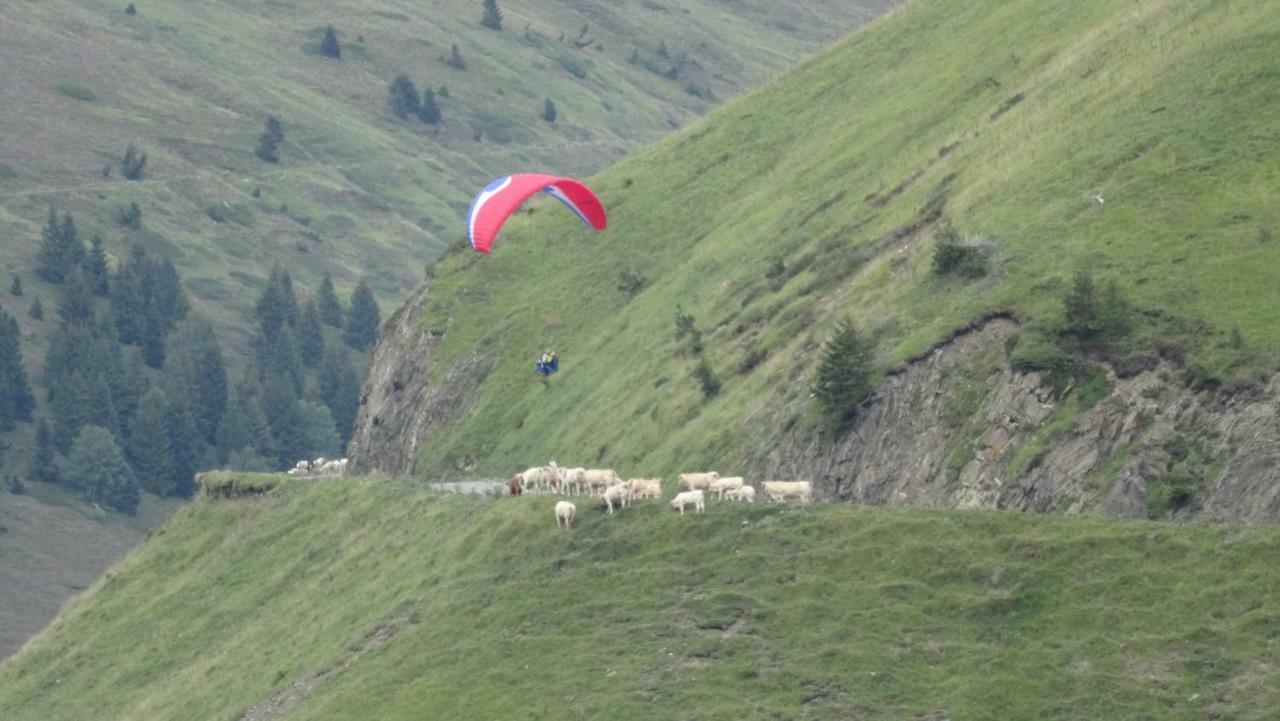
349 284 491 476
353 291 1280 522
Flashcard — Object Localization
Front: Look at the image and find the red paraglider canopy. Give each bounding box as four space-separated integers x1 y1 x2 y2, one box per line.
466 173 607 254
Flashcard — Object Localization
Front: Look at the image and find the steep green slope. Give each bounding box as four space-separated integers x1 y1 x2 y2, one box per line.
2 479 1277 720
0 0 891 324
393 0 1280 478
0 486 179 659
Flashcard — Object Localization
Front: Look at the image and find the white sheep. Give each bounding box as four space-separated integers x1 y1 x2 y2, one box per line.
677 472 719 491
627 478 662 501
521 466 555 494
601 482 630 516
582 469 620 496
558 467 585 495
725 486 755 503
555 501 576 529
708 476 744 500
670 490 705 515
762 481 812 504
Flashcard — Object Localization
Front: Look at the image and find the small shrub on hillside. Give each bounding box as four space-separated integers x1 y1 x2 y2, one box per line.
118 201 143 229
320 25 341 59
1062 270 1130 349
738 347 768 375
931 225 988 278
125 3 136 15
388 74 421 119
674 306 703 354
6 474 25 495
694 358 721 398
617 269 646 295
54 82 96 102
481 0 503 30
542 98 558 123
419 89 442 125
121 144 147 180
28 297 43 320
812 319 874 428
9 276 22 296
255 116 284 163
442 44 468 70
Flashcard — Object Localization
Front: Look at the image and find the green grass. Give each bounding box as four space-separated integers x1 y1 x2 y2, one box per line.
0 0 891 344
2 478 1278 719
395 0 1280 481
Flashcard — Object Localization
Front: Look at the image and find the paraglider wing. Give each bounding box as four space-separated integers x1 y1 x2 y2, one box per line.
466 173 607 254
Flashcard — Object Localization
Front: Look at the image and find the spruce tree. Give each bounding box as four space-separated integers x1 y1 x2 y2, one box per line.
320 25 342 59
141 296 167 368
32 419 54 482
297 400 341 458
57 268 95 327
542 97 557 123
261 374 305 466
121 144 147 181
481 0 503 30
9 275 22 296
29 297 43 320
36 208 65 282
83 235 110 296
388 74 421 119
61 425 139 514
344 279 381 351
59 214 85 273
165 390 201 498
279 270 299 326
52 372 92 453
317 272 344 327
129 387 174 496
318 345 361 445
812 318 874 428
255 116 285 163
299 300 325 366
0 310 35 428
418 88 441 125
219 380 274 462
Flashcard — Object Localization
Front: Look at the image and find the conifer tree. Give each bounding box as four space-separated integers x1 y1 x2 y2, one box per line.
29 297 43 320
121 144 147 181
812 318 874 428
297 400 341 458
279 270 299 326
57 268 95 327
83 235 110 296
52 372 91 453
419 88 442 124
36 208 62 282
32 419 54 482
0 310 35 429
61 425 139 514
542 98 558 123
344 279 381 351
129 387 173 495
165 390 201 497
317 272 344 327
481 0 503 30
318 345 361 445
320 25 342 59
261 375 305 466
388 74 422 120
142 297 167 369
299 300 325 366
8 275 22 296
219 380 274 463
59 214 85 273
255 116 285 163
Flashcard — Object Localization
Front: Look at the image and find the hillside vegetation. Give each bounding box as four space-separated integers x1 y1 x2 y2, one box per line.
1 479 1277 720
0 0 890 334
387 0 1280 480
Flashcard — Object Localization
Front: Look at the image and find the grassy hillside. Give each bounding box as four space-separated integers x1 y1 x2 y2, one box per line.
0 0 891 338
1 479 1277 719
395 0 1280 478
0 483 179 659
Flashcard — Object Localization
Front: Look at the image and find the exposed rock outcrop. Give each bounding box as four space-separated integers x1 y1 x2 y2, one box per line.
349 284 491 475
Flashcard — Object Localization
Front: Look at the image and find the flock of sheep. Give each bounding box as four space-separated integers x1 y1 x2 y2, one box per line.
285 457 349 477
508 463 813 529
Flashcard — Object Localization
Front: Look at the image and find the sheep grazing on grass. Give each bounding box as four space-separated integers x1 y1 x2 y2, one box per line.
555 501 576 529
724 486 755 503
708 476 744 500
601 483 630 516
521 466 557 494
558 467 585 495
762 481 812 504
582 468 620 496
507 474 524 496
627 478 662 501
677 472 719 491
670 489 705 515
